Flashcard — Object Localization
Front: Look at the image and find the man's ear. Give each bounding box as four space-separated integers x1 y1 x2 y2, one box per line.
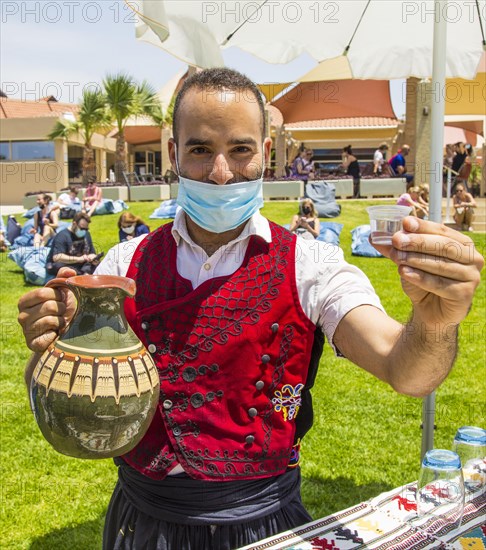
263 137 272 164
168 139 177 172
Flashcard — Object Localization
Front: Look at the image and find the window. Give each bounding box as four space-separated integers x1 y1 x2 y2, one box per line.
0 142 9 160
11 141 55 161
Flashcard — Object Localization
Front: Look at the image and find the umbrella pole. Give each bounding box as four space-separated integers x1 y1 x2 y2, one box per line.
444 168 454 224
421 0 448 457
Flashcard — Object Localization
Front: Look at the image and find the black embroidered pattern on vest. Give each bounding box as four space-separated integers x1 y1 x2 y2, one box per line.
128 223 307 478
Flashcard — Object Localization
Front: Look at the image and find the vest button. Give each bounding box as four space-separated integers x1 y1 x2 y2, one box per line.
172 426 182 437
162 399 173 410
141 322 149 330
261 354 271 364
182 367 197 382
148 344 156 354
245 435 255 445
248 407 258 418
204 263 211 271
271 323 279 333
190 392 205 408
255 380 264 391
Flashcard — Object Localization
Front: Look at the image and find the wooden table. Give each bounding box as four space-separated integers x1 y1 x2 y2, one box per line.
238 483 486 549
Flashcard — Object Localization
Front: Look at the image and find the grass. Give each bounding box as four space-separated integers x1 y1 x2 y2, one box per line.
1 200 485 548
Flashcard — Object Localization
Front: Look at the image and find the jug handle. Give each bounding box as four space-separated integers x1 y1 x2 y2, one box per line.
45 278 71 291
45 278 78 336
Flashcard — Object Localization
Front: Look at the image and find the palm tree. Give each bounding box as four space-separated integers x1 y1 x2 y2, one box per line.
48 90 110 183
103 74 160 182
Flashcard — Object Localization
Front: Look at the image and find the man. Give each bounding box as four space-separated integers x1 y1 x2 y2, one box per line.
82 177 102 217
453 185 477 231
30 193 59 247
45 212 99 276
18 69 483 550
373 143 388 175
389 144 413 184
56 186 82 219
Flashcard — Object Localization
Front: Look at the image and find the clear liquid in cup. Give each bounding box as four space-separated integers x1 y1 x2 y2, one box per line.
370 218 403 245
367 206 411 246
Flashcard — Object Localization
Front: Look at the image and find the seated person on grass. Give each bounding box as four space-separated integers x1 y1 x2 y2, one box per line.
30 193 59 247
397 187 428 219
82 178 102 217
453 185 477 232
57 186 81 217
46 212 101 276
289 198 320 239
118 212 150 242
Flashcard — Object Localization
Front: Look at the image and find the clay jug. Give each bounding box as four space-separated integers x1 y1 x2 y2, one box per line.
30 275 160 459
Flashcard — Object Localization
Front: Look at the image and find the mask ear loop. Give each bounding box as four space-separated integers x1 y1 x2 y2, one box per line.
173 143 181 177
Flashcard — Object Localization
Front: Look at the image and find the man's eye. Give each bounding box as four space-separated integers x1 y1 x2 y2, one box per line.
190 147 210 155
232 146 252 154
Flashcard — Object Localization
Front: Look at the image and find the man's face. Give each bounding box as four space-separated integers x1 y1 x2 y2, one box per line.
169 88 271 185
73 219 89 233
36 195 45 207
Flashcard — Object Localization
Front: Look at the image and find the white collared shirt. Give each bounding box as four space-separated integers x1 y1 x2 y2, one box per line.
96 210 384 354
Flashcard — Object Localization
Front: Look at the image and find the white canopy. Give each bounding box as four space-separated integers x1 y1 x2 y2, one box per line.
131 0 485 79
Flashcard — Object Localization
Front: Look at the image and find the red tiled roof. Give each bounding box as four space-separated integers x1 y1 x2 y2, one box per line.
285 117 399 129
0 97 78 119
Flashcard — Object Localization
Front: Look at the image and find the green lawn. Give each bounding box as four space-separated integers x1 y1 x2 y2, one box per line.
1 200 484 549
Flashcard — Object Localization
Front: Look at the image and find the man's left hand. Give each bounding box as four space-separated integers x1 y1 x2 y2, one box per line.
373 216 484 326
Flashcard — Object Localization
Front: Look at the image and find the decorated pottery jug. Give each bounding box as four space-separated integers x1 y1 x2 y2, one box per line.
30 275 160 459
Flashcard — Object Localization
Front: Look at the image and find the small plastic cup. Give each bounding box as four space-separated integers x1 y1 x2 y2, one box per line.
367 205 412 245
452 426 486 498
416 449 465 534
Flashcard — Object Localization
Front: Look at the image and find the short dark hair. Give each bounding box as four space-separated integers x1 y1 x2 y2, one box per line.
73 212 90 225
172 68 266 143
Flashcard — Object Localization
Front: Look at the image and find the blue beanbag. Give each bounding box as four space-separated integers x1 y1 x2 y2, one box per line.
23 206 40 219
351 225 383 257
317 222 343 246
149 199 181 219
284 222 343 246
8 246 53 285
93 198 128 215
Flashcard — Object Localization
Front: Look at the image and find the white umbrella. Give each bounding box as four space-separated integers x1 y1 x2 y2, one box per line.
129 1 484 79
127 0 486 454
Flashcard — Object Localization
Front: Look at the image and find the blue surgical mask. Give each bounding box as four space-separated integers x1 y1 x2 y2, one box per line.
74 228 86 238
174 145 264 234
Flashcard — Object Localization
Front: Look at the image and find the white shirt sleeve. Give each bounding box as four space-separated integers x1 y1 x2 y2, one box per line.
294 238 385 355
95 235 147 277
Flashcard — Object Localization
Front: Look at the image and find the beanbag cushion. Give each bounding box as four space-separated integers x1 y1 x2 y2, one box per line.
318 222 343 246
93 199 128 216
149 199 181 219
351 225 383 257
8 246 53 285
283 222 343 246
304 182 341 218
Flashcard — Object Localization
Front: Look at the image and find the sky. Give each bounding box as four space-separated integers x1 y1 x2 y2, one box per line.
0 0 406 118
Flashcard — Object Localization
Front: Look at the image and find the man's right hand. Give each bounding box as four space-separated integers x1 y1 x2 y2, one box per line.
18 267 77 353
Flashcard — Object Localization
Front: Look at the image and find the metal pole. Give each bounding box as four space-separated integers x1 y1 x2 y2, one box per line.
421 0 448 457
444 168 453 223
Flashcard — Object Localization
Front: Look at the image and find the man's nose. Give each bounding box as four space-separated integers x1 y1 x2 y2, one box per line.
208 154 234 185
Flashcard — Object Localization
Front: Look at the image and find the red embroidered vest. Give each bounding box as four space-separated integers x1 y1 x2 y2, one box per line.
122 221 318 481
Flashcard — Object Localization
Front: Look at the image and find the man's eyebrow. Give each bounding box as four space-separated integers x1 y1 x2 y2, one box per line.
184 137 258 147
